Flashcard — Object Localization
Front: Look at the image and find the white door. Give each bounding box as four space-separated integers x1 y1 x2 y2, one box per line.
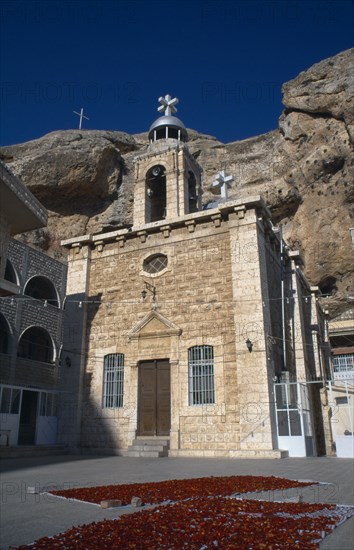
275 382 314 457
35 392 58 445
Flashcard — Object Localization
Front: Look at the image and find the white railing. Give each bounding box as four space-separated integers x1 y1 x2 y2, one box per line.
333 354 354 382
333 354 354 372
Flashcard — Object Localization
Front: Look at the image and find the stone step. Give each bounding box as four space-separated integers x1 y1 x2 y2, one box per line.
127 444 167 452
133 438 169 446
140 450 165 457
126 437 170 458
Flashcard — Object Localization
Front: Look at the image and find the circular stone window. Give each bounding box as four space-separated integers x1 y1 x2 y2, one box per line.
143 254 168 274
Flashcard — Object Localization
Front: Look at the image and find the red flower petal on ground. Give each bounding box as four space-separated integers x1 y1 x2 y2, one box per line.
50 475 315 505
17 497 354 550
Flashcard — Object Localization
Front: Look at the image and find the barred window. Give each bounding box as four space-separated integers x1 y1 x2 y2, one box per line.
188 345 215 405
102 354 124 408
335 396 348 406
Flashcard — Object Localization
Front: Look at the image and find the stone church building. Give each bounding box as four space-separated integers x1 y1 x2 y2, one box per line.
61 96 330 458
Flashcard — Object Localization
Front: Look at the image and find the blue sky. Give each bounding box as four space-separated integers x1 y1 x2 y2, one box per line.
0 0 353 146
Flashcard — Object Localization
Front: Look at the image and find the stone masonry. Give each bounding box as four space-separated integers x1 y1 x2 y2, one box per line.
62 197 328 457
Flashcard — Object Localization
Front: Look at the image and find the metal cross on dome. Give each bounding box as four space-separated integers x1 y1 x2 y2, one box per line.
212 170 234 199
157 94 179 116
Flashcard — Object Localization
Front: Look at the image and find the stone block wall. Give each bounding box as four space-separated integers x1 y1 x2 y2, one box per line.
62 193 330 457
62 200 290 457
77 223 237 451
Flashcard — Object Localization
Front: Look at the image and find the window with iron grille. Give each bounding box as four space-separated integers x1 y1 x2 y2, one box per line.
143 254 167 274
333 354 354 372
188 345 215 405
102 354 124 408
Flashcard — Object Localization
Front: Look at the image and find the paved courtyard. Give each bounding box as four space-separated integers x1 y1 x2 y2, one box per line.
0 455 353 549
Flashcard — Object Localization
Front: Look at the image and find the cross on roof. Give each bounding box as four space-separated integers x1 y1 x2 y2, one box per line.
157 94 179 116
212 170 234 199
73 108 89 130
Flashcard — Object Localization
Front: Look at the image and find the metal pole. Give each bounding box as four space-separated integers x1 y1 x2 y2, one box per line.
280 227 287 371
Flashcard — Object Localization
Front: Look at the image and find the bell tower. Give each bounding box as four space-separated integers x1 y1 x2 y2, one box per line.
133 95 202 228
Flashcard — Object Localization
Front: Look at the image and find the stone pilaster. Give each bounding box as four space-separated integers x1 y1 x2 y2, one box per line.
289 252 308 381
228 207 277 452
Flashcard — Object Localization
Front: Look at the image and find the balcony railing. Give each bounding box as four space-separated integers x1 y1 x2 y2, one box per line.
15 357 59 387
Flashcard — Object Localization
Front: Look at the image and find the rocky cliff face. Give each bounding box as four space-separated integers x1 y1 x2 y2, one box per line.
1 48 353 317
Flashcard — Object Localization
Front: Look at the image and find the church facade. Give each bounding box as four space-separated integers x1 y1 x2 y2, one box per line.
61 96 330 458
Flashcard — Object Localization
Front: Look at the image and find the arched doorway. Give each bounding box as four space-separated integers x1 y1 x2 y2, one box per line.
188 171 198 213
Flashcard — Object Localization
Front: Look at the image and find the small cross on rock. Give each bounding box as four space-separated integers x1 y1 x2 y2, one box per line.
73 108 89 130
212 170 234 199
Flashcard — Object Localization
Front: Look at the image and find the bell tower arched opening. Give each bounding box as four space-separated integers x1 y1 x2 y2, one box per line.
188 171 199 214
145 165 166 223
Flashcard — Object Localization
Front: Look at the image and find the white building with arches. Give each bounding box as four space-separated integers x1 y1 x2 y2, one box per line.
0 237 67 447
0 159 68 449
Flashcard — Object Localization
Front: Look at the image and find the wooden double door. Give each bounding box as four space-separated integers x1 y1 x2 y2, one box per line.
138 360 171 436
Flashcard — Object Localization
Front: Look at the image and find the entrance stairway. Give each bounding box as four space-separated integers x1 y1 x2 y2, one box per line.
126 437 169 458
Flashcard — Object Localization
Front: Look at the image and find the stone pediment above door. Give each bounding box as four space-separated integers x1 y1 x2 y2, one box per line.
128 310 182 341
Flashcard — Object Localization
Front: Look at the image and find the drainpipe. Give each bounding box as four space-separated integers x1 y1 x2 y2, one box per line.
280 227 287 373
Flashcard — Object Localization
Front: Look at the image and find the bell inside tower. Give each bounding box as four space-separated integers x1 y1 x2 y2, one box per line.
145 165 166 222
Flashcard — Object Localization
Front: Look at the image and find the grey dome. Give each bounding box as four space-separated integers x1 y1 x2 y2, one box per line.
148 115 188 142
